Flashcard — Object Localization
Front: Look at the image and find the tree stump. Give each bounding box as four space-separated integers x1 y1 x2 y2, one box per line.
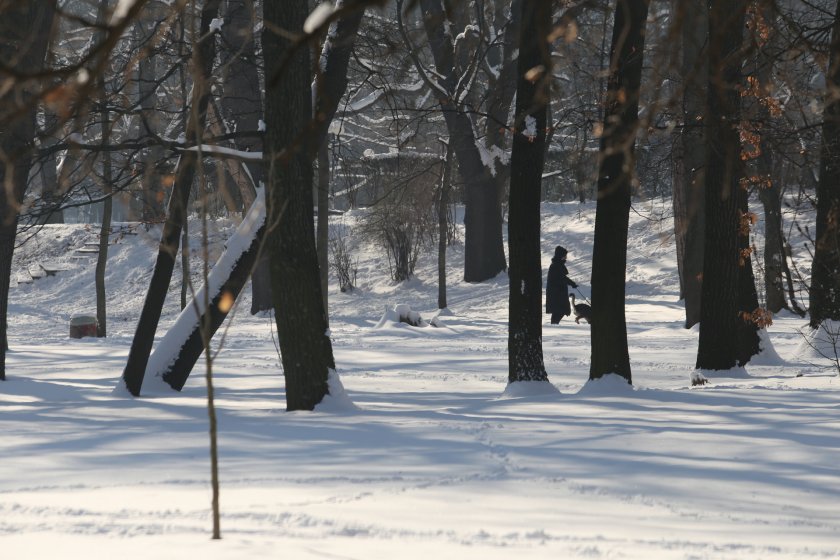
69 315 98 338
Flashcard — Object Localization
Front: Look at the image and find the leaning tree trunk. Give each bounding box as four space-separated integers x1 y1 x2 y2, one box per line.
810 0 840 329
696 0 747 371
121 0 222 396
264 0 335 411
133 0 371 393
0 3 55 380
507 0 551 384
589 0 650 384
675 0 707 329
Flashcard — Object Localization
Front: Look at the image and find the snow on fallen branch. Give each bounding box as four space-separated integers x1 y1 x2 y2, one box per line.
178 144 264 162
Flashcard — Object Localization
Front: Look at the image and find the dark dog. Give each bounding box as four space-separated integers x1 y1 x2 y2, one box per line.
569 294 592 324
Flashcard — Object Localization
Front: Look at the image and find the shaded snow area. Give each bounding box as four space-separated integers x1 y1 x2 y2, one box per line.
2 201 840 559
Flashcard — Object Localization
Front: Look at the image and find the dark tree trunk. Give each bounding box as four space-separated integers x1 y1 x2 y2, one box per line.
121 0 222 396
736 182 760 365
139 0 369 392
137 2 168 223
438 142 453 310
218 0 269 314
507 0 551 383
264 0 335 411
37 109 64 225
589 0 650 384
95 0 113 339
416 0 507 283
811 0 840 329
486 0 521 212
675 0 707 329
0 3 55 381
251 0 368 315
95 139 113 338
162 224 265 391
696 0 747 371
317 139 330 317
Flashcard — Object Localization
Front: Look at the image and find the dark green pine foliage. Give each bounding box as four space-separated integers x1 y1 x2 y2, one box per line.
589 0 650 383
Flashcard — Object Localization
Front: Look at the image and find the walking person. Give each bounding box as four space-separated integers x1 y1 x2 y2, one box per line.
546 245 578 324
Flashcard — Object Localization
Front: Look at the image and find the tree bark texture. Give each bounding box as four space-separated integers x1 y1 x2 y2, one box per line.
0 3 55 380
507 0 551 383
696 0 747 371
438 142 453 310
589 0 650 383
810 0 840 328
121 0 222 396
136 2 168 223
162 226 264 391
317 139 330 317
217 0 270 315
95 0 113 339
736 180 760 365
142 1 369 392
418 0 507 283
675 0 707 329
264 0 335 411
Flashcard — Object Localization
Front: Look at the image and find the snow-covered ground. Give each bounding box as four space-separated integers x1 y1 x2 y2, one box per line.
2 201 839 559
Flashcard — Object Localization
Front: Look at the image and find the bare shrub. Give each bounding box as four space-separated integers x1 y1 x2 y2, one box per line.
358 154 437 282
329 229 357 293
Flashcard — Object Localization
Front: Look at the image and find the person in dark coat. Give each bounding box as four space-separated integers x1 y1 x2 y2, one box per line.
546 245 578 324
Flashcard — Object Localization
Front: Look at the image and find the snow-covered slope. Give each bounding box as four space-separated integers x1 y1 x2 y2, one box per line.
2 201 838 559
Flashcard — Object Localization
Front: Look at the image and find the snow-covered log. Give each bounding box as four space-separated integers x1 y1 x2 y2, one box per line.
143 188 266 392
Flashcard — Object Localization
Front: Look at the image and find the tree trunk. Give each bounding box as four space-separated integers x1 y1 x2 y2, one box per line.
675 0 707 329
317 139 330 317
589 0 649 384
121 0 222 396
219 0 272 315
137 2 167 224
95 0 113 339
507 0 551 384
736 181 760 365
438 141 453 310
0 3 55 380
154 190 265 392
696 0 747 371
95 141 113 338
416 0 507 283
264 0 335 411
37 109 64 225
138 0 369 392
811 0 840 329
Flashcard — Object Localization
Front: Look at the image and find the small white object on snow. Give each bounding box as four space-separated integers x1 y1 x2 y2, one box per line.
374 304 428 328
501 380 561 398
314 369 359 412
577 373 635 396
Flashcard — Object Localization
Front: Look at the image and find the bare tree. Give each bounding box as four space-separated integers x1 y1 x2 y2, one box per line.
589 0 650 384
